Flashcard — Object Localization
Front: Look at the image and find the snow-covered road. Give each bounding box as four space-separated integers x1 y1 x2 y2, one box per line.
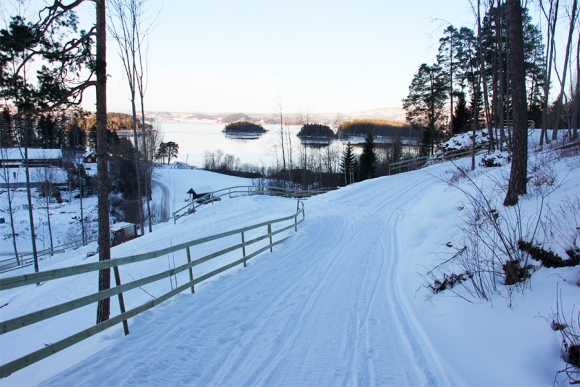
41 173 450 386
152 179 171 222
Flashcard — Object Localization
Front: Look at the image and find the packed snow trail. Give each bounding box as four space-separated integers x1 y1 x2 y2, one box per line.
43 174 450 386
151 180 171 222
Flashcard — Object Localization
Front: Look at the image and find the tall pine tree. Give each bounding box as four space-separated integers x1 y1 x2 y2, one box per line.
402 63 447 155
341 141 356 185
359 132 377 180
437 25 462 136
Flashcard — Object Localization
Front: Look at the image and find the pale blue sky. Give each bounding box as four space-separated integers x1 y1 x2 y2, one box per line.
89 0 482 114
54 0 482 115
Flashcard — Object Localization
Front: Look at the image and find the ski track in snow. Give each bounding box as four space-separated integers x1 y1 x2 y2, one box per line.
41 175 450 386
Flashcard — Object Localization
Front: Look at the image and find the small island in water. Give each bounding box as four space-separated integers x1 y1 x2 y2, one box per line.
296 123 337 138
223 121 267 134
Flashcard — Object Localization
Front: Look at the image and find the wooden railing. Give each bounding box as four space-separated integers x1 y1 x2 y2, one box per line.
0 238 95 273
388 123 538 176
388 145 485 175
173 185 334 223
0 200 306 378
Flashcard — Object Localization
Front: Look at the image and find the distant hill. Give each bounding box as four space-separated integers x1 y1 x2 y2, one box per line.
221 113 254 123
73 112 152 131
129 107 407 126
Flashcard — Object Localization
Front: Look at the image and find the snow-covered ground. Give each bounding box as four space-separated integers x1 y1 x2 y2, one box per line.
0 165 253 261
0 132 579 386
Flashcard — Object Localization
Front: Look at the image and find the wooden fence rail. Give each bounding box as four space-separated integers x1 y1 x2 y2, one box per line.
388 124 537 176
388 145 485 175
0 238 93 273
0 200 306 378
173 185 334 223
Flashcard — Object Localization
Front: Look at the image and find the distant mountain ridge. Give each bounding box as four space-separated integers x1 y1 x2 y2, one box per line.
138 107 406 126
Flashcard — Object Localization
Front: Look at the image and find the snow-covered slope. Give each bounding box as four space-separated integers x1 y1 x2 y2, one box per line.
1 139 579 386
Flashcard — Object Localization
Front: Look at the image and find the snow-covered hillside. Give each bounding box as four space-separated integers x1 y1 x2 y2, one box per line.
0 133 579 386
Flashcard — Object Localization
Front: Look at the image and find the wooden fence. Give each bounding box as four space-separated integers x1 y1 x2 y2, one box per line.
0 185 328 272
0 200 306 378
0 238 92 273
388 145 485 175
174 185 334 223
388 122 538 176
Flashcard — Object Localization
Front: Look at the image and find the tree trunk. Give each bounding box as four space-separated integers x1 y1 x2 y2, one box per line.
1 149 20 264
472 72 480 171
572 32 580 139
504 0 528 206
5 172 19 264
96 0 111 325
540 0 558 146
449 33 454 137
79 164 86 245
131 93 145 236
139 97 152 232
551 0 578 141
21 135 39 273
495 3 507 151
478 0 494 151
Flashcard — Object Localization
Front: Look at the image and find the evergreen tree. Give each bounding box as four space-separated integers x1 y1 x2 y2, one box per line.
155 141 179 164
480 3 546 130
0 109 15 147
402 63 447 155
456 27 483 122
341 141 356 185
359 132 377 180
65 121 86 150
165 141 179 164
437 25 463 136
468 83 484 132
453 92 471 133
88 125 120 153
155 142 167 164
37 114 58 148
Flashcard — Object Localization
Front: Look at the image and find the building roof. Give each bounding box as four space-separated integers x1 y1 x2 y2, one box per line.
1 148 62 160
110 222 135 231
188 186 213 194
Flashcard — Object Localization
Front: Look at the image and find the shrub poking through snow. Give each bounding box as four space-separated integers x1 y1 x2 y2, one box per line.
518 240 580 268
422 146 580 306
480 151 510 168
502 259 533 285
428 271 473 294
551 291 580 384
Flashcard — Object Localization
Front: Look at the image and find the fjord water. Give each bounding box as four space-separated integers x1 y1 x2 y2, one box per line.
159 121 302 168
159 121 419 169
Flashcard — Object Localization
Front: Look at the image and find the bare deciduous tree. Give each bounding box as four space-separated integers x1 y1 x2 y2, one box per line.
0 148 19 263
33 154 60 256
550 0 578 140
108 0 144 235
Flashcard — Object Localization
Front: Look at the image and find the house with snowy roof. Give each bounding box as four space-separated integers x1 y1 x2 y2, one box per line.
0 148 63 168
83 151 97 163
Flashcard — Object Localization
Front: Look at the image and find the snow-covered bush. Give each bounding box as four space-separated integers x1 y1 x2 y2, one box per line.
423 147 580 306
439 129 489 153
550 293 580 384
480 150 510 168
